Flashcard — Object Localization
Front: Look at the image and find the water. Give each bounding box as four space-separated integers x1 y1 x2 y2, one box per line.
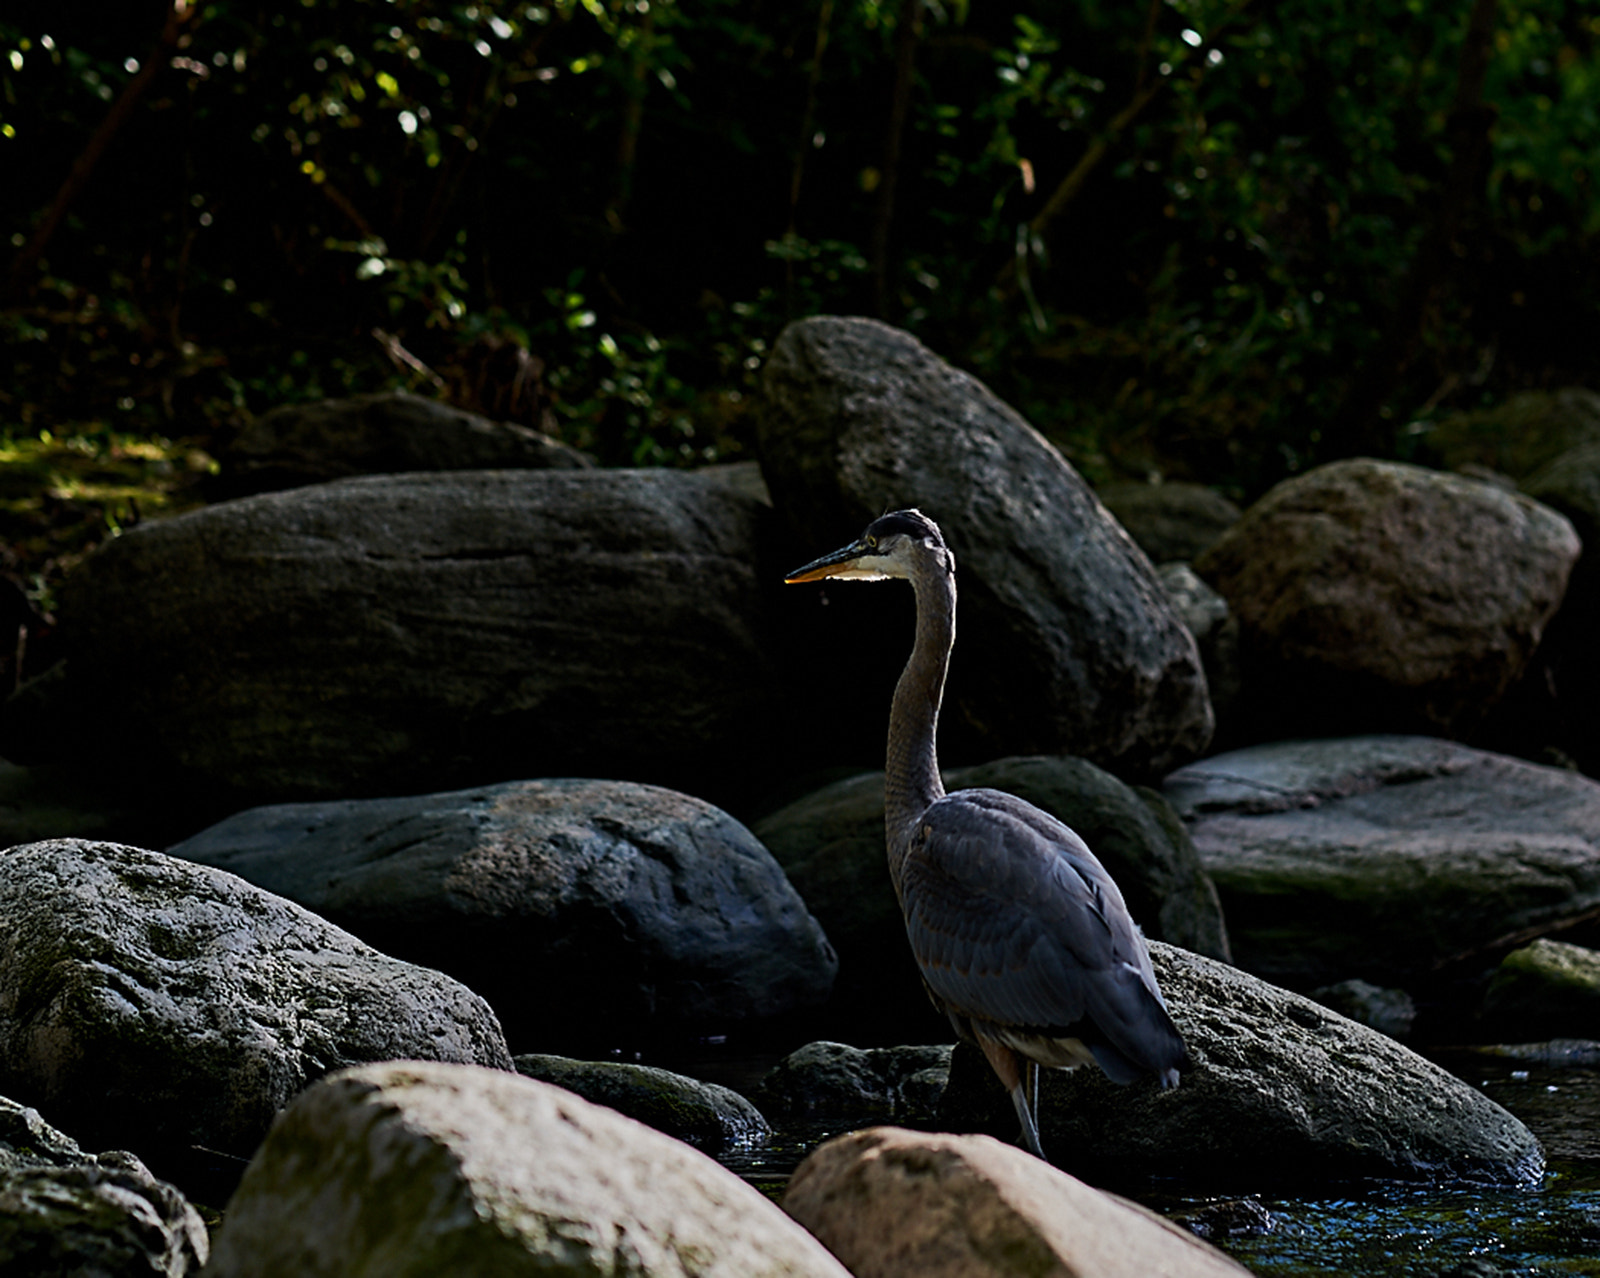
703 1045 1600 1275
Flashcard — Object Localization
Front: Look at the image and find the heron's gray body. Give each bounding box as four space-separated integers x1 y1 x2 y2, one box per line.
787 508 1186 1158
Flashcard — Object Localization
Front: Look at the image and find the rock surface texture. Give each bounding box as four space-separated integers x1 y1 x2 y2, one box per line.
206 1060 853 1278
755 755 1228 1041
757 315 1212 779
1097 480 1243 564
754 1041 952 1126
1481 939 1600 1041
1194 457 1579 738
2 465 780 804
170 779 837 1049
215 391 593 496
1163 736 1600 989
0 840 512 1165
938 942 1544 1189
512 1055 769 1149
783 1126 1251 1278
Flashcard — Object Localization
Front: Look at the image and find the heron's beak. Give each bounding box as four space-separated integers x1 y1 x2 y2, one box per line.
784 539 871 584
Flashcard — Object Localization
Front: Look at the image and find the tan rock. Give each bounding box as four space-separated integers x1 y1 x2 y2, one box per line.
208 1060 851 1278
784 1126 1251 1278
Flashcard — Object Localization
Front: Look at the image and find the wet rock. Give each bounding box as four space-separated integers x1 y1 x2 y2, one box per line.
1311 979 1417 1039
0 1150 209 1278
215 390 593 497
758 315 1212 780
754 1042 952 1126
1164 736 1600 989
0 840 511 1168
170 779 837 1050
511 1054 769 1149
1098 481 1243 563
938 942 1544 1190
783 1126 1251 1278
1481 939 1600 1041
1194 458 1578 738
1 465 782 806
206 1060 852 1278
1171 1196 1275 1241
755 755 1228 1041
0 1095 90 1173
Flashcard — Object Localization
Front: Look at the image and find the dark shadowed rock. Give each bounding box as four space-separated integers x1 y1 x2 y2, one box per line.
754 755 1228 1043
1423 388 1600 481
206 1061 852 1278
169 779 837 1051
1164 736 1600 989
0 840 511 1168
1194 458 1579 739
1156 562 1241 737
1480 939 1600 1042
1 466 782 806
215 391 593 496
1310 978 1417 1039
1097 481 1242 564
512 1054 768 1149
754 1041 952 1127
938 942 1543 1190
757 315 1212 780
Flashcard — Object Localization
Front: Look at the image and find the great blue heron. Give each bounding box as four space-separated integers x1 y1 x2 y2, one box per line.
786 508 1187 1158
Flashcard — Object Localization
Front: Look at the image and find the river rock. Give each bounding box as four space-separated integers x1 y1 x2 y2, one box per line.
0 1150 210 1278
0 465 782 807
1423 387 1600 481
938 942 1544 1189
754 1042 952 1126
206 1060 852 1278
1156 562 1242 736
215 391 593 497
1480 939 1600 1041
512 1055 769 1149
755 755 1228 1042
783 1126 1251 1278
0 839 512 1172
757 315 1212 780
169 779 837 1050
1310 979 1417 1039
1163 736 1600 989
1097 481 1243 563
1194 458 1579 739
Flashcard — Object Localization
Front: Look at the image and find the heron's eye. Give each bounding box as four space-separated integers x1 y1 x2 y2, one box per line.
865 534 878 549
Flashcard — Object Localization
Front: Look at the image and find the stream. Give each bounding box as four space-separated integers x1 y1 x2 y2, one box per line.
699 1044 1600 1276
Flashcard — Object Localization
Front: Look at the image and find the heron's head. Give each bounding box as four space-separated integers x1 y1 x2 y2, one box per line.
784 509 953 585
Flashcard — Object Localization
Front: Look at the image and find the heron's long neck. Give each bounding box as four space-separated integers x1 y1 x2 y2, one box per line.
885 565 955 885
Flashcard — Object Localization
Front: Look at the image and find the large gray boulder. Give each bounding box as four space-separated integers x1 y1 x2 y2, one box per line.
784 1127 1251 1278
1194 458 1579 739
757 315 1212 780
216 391 593 497
0 840 512 1165
754 755 1228 1043
168 779 837 1050
939 942 1544 1189
1163 736 1600 989
206 1061 853 1278
1 466 782 805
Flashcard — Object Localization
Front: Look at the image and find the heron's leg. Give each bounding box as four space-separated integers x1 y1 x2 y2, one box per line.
976 1035 1046 1159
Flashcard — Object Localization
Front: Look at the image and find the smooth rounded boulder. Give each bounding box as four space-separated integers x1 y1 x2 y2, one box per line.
0 840 512 1169
1 465 782 806
938 942 1543 1190
757 315 1212 780
1194 458 1578 738
754 755 1228 1042
784 1126 1251 1278
169 779 838 1050
206 1061 853 1278
1163 736 1600 990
